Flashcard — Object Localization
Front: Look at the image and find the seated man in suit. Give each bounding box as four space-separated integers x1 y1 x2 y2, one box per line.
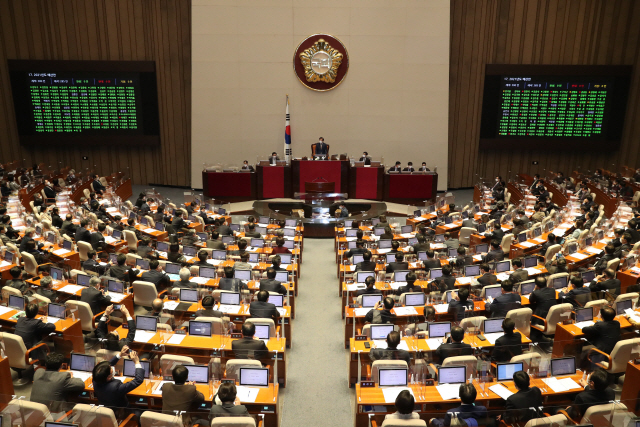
90 223 107 251
357 276 381 297
443 232 460 250
36 275 57 302
337 202 349 218
269 152 280 165
567 368 615 420
411 234 430 254
271 255 287 272
483 240 505 262
486 280 521 318
92 174 106 195
173 267 198 290
194 250 212 267
31 352 86 417
206 231 225 250
448 287 473 322
385 251 409 273
80 276 111 315
491 318 522 362
19 227 35 253
171 210 187 232
107 253 139 284
436 264 457 291
379 226 394 240
125 218 142 240
529 276 557 341
436 325 473 361
75 219 92 244
592 244 616 274
162 364 205 415
432 384 490 427
385 390 419 421
508 258 528 284
511 219 527 238
345 238 367 258
423 249 442 270
395 272 421 297
232 322 269 359
95 305 136 350
582 306 620 357
195 295 224 318
402 162 415 172
245 223 261 238
369 331 411 365
388 161 402 173
260 267 288 295
218 266 248 292
249 290 280 321
559 275 591 307
419 162 430 172
5 266 28 294
359 151 371 165
241 160 255 171
92 347 144 411
82 250 104 274
504 371 542 424
589 268 621 295
364 297 397 324
545 256 569 275
15 303 56 368
209 383 250 422
454 246 474 268
141 259 171 292
313 137 328 158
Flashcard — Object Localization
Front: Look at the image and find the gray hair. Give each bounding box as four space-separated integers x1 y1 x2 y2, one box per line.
25 227 35 236
40 276 52 287
89 276 101 288
179 267 191 281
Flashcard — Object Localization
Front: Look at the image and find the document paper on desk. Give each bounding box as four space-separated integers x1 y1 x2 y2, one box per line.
58 285 85 294
382 387 414 403
525 267 541 275
163 301 180 311
69 371 93 383
347 284 366 292
570 253 589 260
574 321 595 329
393 307 418 316
372 340 410 350
0 306 15 316
218 305 242 314
354 308 370 316
167 334 186 345
52 249 72 257
0 261 11 268
586 247 603 255
235 386 260 403
489 384 514 400
457 277 473 285
482 332 504 345
377 248 391 254
191 277 211 285
436 383 461 400
519 241 535 248
426 338 444 350
542 377 581 392
433 304 449 313
625 308 640 324
108 292 125 303
389 282 406 290
104 236 117 244
134 330 156 343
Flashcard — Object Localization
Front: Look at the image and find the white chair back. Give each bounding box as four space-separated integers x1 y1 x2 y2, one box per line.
225 359 262 380
442 356 477 377
4 399 53 425
210 418 257 427
194 316 226 335
72 403 118 427
500 233 514 254
244 318 276 338
66 300 97 332
140 411 183 427
459 316 486 333
77 241 93 262
123 229 138 251
541 303 572 335
371 360 408 385
523 414 567 427
0 333 29 369
132 281 158 307
458 227 475 246
506 307 532 337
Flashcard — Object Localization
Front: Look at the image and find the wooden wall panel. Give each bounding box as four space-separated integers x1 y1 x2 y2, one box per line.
0 0 191 187
449 0 640 188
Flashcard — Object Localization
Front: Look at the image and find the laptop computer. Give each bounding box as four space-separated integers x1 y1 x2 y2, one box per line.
483 318 504 334
136 259 150 270
496 362 524 381
519 280 535 296
464 265 480 277
275 271 289 282
239 367 269 387
199 266 217 279
362 294 383 308
552 276 568 289
357 271 375 283
50 266 65 282
268 294 284 307
550 357 576 376
379 368 408 387
404 293 425 306
495 260 511 273
523 256 538 268
69 353 96 374
123 359 151 378
183 246 197 257
394 270 410 282
474 243 488 253
485 286 503 300
220 292 240 305
430 269 443 280
428 322 451 338
47 302 66 320
352 254 364 264
136 315 158 332
234 269 251 281
254 324 270 340
575 307 593 323
184 364 210 383
180 288 199 303
437 366 466 384
189 321 212 337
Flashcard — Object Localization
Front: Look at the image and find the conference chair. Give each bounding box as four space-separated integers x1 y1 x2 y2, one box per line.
140 411 183 427
310 143 330 158
579 402 631 427
3 399 53 425
398 292 424 306
77 241 93 262
500 233 514 254
543 244 562 263
584 299 608 316
614 292 639 309
546 272 569 288
459 316 486 333
531 303 572 337
20 252 42 277
607 257 620 271
194 316 226 335
144 215 155 228
210 417 257 427
374 420 426 427
66 300 102 334
442 356 477 377
0 332 50 385
587 338 640 376
159 354 195 377
244 318 277 338
480 285 501 299
132 281 164 308
510 352 541 372
72 404 137 427
522 414 568 427
225 359 262 380
458 227 475 246
123 229 138 252
370 360 408 385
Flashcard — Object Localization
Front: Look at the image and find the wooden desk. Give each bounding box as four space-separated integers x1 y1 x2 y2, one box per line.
551 316 633 358
618 269 640 294
114 327 287 387
0 357 14 408
350 166 384 200
620 362 640 415
384 173 438 204
202 170 257 202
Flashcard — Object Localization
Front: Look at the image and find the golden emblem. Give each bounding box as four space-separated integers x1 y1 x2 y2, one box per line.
299 39 343 83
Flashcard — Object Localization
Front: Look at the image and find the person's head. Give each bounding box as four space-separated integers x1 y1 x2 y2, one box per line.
394 389 415 415
491 240 501 250
237 240 247 250
547 233 556 242
604 268 615 279
272 255 281 267
575 219 584 230
197 250 208 262
442 264 452 277
24 227 35 238
89 276 101 289
356 229 364 240
589 368 609 391
266 267 277 280
383 297 395 310
25 303 38 319
172 365 189 385
179 268 190 281
211 231 220 240
80 219 88 228
202 295 214 308
459 383 477 405
501 280 514 293
276 237 285 248
603 244 615 256
217 382 238 403
512 258 522 269
406 272 417 286
41 275 52 289
502 318 515 335
480 263 491 273
364 276 375 289
256 290 269 302
362 250 372 262
243 160 249 165
444 232 452 241
391 241 400 251
116 253 126 266
395 161 401 166
416 234 426 244
458 287 469 302
422 162 427 167
556 258 567 269
271 152 277 157
92 361 113 385
622 233 632 245
9 266 22 279
535 276 547 289
427 250 435 259
601 306 615 321
513 370 530 390
152 298 163 313
457 246 466 256
384 226 392 235
395 252 404 262
424 305 436 322
242 322 256 337
386 331 401 349
45 352 65 371
318 137 324 142
570 276 584 288
407 161 413 167
450 325 464 343
149 259 160 271
224 266 234 278
127 218 135 226
240 252 249 263
88 250 96 260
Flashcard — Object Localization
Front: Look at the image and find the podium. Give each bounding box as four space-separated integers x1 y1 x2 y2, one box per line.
291 159 349 194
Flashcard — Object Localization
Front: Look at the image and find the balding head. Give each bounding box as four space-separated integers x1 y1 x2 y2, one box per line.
151 298 163 313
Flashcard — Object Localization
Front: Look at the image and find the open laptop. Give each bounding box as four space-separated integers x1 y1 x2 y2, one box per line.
156 241 169 252
268 294 284 307
379 368 408 387
283 240 295 249
165 262 181 281
616 299 633 315
199 266 217 279
154 222 165 232
255 226 267 235
123 359 151 378
239 367 269 387
495 260 511 273
254 324 270 340
373 227 385 236
404 293 425 306
136 315 158 332
180 288 199 303
50 266 65 282
551 276 568 289
76 273 91 287
183 246 197 258
575 307 593 323
69 353 96 381
394 270 410 282
212 249 226 260
485 286 503 300
352 254 364 264
111 229 122 240
417 251 428 261
136 259 150 270
222 236 235 245
401 225 413 234
47 302 66 320
185 364 210 384
279 254 293 265
474 243 488 254
370 324 395 340
464 264 480 277
483 318 504 334
430 268 443 280
285 219 297 227
581 270 596 283
519 280 535 297
250 238 264 248
550 357 576 376
357 271 375 283
189 321 212 337
428 322 451 338
362 294 383 308
448 248 458 258
258 216 270 224
496 362 523 382
378 240 392 249
8 295 25 311
275 271 289 282
434 234 445 243
220 292 240 305
523 256 538 268
437 366 466 384
346 229 358 237
234 269 251 281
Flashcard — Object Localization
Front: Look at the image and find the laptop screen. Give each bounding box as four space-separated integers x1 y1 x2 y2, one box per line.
212 249 226 260
394 270 410 282
485 286 503 300
283 228 295 237
251 239 264 248
189 321 212 337
8 295 24 310
107 280 124 294
47 232 56 243
517 232 527 243
448 248 458 258
378 240 392 249
566 243 578 254
551 357 576 376
283 240 295 249
199 266 216 279
285 219 297 227
484 318 504 334
111 229 123 240
234 269 251 281
428 322 451 338
267 294 284 307
414 209 422 217
165 263 180 275
444 216 453 225
575 307 593 322
464 265 480 277
63 240 73 251
417 251 428 261
70 353 95 372
357 271 375 283
404 293 425 306
552 276 568 289
136 259 150 270
374 227 385 236
352 254 364 264
275 271 289 282
109 253 118 264
254 324 270 340
156 241 169 252
76 273 91 287
401 225 413 234
379 369 408 387
437 366 466 384
45 422 77 427
434 234 445 243
346 229 358 237
258 216 270 224
197 232 208 241
255 226 267 235
230 224 241 232
48 303 66 319
180 289 199 303
50 266 65 281
239 368 269 387
123 359 151 378
140 217 148 226
495 260 511 273
533 227 542 237
222 236 235 244
185 364 210 383
183 246 197 257
462 211 469 219
220 292 240 305
520 281 535 295
523 256 538 268
430 269 443 279
371 218 380 226
477 224 487 233
217 208 226 215
362 294 382 308
616 299 633 315
136 315 157 332
475 243 488 253
155 222 165 232
582 270 596 283
4 252 14 263
249 253 259 263
496 362 524 382
279 254 292 265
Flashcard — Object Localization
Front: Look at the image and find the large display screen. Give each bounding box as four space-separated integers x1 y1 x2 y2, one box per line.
480 65 631 150
8 60 160 145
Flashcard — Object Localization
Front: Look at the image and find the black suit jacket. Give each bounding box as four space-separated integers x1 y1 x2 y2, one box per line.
162 383 205 414
582 320 621 354
241 164 255 171
43 185 56 199
231 336 269 359
593 254 616 273
209 402 250 422
219 278 247 292
386 261 409 273
51 214 63 228
528 287 557 318
573 386 616 417
31 369 86 412
15 317 56 356
259 279 287 295
107 264 137 283
436 342 473 361
217 225 233 236
314 142 328 155
484 248 505 262
492 332 523 362
359 156 371 165
140 270 171 290
249 300 280 321
80 286 111 316
423 259 441 270
172 216 187 230
90 232 106 251
75 227 91 244
487 292 521 318
94 356 144 408
505 387 542 423
355 261 377 272
589 278 621 296
369 348 411 365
